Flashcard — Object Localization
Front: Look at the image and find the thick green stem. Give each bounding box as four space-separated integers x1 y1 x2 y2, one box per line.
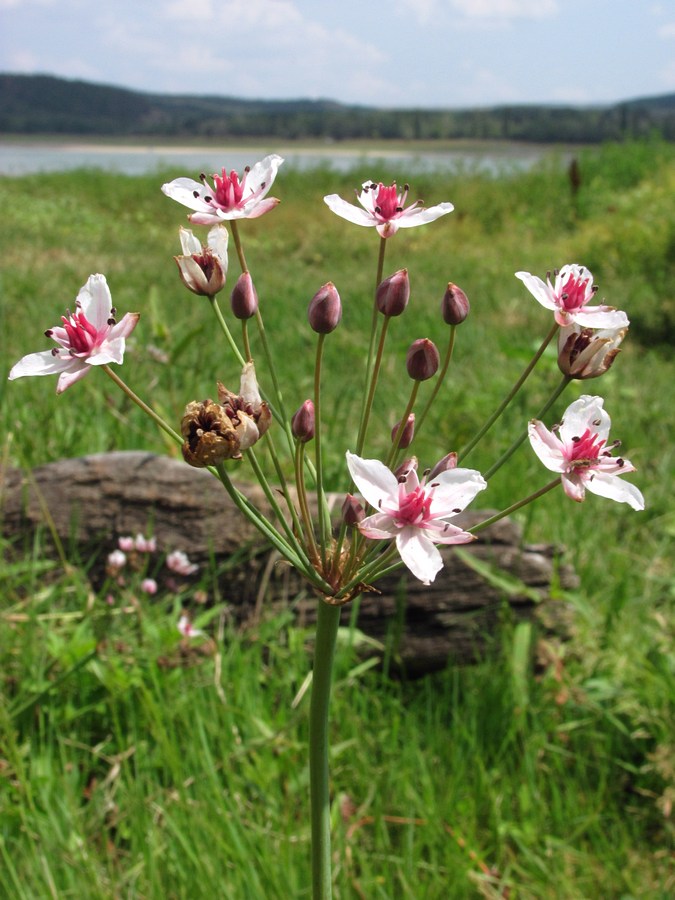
457 321 559 463
309 600 342 900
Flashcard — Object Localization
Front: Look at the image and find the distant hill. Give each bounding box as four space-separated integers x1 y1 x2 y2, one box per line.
1 73 673 143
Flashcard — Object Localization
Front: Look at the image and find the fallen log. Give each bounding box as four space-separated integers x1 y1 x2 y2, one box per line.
1 451 577 675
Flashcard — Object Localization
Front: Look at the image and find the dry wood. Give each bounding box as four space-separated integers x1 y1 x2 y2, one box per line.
1 451 577 674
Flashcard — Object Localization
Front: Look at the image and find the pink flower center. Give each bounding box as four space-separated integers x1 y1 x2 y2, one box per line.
61 310 106 355
558 272 590 312
567 428 605 468
389 483 433 527
203 167 266 212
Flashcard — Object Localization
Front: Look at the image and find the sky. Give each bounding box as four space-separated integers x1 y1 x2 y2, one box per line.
1 0 674 109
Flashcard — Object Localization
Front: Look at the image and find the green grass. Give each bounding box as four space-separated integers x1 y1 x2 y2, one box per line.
1 140 674 897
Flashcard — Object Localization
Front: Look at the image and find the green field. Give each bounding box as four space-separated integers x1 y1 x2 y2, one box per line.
1 140 674 897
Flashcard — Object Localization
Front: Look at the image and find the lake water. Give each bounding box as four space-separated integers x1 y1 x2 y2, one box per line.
0 140 572 177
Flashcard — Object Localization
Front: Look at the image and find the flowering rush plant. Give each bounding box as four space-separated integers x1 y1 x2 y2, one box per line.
9 154 644 897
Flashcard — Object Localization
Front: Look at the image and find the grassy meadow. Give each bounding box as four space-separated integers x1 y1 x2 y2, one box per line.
0 140 674 898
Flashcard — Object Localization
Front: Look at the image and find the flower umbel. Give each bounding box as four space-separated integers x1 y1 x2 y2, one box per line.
161 154 284 225
528 395 644 509
346 451 487 584
515 264 629 329
324 180 453 238
8 274 139 394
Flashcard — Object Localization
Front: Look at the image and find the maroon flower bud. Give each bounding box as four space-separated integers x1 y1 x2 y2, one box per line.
441 283 470 325
393 457 418 480
428 452 458 480
341 493 365 526
376 269 410 317
391 413 415 449
308 282 342 334
231 272 258 319
406 338 439 381
291 399 315 443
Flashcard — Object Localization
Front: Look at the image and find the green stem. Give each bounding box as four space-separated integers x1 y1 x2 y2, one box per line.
355 237 388 454
102 366 182 445
309 600 342 899
385 381 419 468
209 296 246 367
413 326 456 439
242 319 252 362
356 316 391 454
457 321 559 463
314 335 330 564
483 374 572 480
468 477 561 534
229 219 248 274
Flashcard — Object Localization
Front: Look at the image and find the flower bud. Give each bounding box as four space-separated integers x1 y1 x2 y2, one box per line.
557 324 626 379
291 399 315 443
406 338 439 381
441 282 470 325
428 452 458 480
308 282 342 334
341 494 365 526
393 457 418 480
391 413 415 449
376 269 410 317
231 272 258 319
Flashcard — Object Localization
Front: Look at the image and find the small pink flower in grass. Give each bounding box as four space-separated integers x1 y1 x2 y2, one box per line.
324 181 453 238
528 395 644 509
515 264 628 329
162 154 284 225
141 578 158 595
166 550 199 576
107 549 127 572
346 451 487 585
178 613 204 638
8 275 139 394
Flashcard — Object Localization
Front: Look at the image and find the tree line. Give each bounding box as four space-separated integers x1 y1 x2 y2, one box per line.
1 73 674 143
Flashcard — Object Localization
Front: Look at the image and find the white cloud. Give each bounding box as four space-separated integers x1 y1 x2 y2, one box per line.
658 21 675 38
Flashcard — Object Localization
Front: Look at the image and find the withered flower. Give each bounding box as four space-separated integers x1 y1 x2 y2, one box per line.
181 362 271 466
557 323 627 380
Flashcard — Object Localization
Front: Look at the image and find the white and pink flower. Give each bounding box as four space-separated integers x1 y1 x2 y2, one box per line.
8 274 139 394
162 154 284 225
166 550 199 576
515 264 628 329
528 395 644 509
324 181 453 238
346 451 486 585
178 614 204 638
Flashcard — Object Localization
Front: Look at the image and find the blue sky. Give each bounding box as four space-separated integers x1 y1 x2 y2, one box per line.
1 0 674 108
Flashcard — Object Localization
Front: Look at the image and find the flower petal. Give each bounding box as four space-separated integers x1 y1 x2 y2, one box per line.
528 420 566 472
9 350 74 380
558 395 610 445
395 202 454 228
585 471 645 510
161 178 213 213
396 528 443 584
561 472 585 501
56 361 91 394
515 271 556 311
358 512 398 540
427 468 487 516
323 194 378 227
571 307 630 329
346 451 399 509
77 274 113 331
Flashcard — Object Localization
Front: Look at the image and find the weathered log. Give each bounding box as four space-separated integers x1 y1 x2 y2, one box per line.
1 451 577 675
